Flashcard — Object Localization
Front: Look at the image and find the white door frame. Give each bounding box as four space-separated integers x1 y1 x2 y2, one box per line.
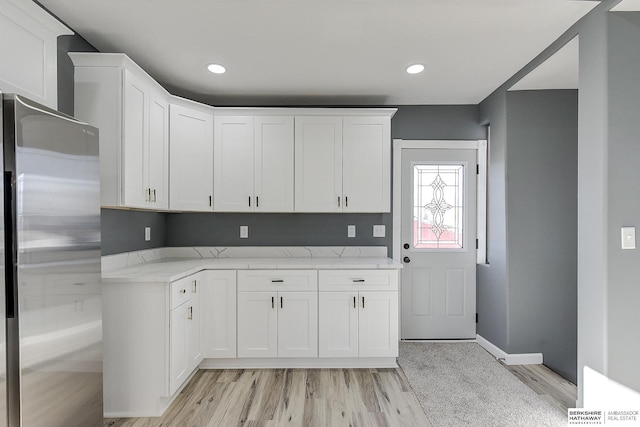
392 139 488 262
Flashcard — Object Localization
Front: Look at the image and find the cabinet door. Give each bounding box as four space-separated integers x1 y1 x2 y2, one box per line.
200 270 237 358
169 302 190 395
342 116 391 212
213 116 254 212
122 69 149 208
358 292 398 357
277 291 318 358
169 104 214 211
187 276 202 370
319 292 358 358
148 90 169 209
254 116 294 212
237 292 277 357
294 116 343 212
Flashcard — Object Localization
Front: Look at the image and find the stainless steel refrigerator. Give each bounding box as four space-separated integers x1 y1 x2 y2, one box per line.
1 93 102 426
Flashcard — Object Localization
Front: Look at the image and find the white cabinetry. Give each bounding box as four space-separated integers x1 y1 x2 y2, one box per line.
237 270 318 358
295 114 391 213
169 101 214 211
70 53 169 209
200 270 237 358
318 270 398 358
102 271 203 417
294 116 343 212
169 273 202 394
342 116 391 212
214 115 294 212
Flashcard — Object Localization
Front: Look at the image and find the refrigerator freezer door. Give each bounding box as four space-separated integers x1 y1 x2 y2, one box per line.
8 95 102 427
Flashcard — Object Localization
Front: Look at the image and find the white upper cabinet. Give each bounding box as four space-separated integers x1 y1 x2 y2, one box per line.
342 116 391 212
169 101 214 211
0 0 72 109
295 114 392 213
70 53 169 209
213 116 254 212
294 116 343 212
214 114 294 212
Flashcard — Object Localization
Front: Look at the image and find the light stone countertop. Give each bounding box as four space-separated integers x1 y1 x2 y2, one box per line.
102 247 401 283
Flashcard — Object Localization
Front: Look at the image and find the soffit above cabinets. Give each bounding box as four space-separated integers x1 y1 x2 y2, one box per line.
38 0 599 105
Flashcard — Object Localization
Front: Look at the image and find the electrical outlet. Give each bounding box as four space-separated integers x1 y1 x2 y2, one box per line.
373 225 386 238
240 225 249 239
348 225 356 238
144 227 151 241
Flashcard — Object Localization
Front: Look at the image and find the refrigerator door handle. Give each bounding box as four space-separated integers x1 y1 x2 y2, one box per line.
4 170 17 319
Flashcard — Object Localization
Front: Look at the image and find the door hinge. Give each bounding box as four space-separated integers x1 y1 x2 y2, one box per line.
476 313 478 324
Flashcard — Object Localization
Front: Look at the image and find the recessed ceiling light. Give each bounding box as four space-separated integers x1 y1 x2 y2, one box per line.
207 63 226 74
406 64 425 74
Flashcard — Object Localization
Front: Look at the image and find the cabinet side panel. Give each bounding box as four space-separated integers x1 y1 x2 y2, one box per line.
73 66 122 206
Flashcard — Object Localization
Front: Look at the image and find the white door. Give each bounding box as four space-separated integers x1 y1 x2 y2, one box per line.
277 291 318 357
318 292 358 357
200 270 237 358
401 149 477 339
213 116 254 212
237 292 277 357
254 116 294 212
169 104 213 211
358 291 398 357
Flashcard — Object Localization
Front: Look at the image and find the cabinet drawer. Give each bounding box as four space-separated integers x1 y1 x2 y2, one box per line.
237 270 317 291
170 275 196 309
318 270 398 291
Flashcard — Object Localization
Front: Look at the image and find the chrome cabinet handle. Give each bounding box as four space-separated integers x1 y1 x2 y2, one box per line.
338 196 341 207
271 279 284 283
153 189 157 203
353 296 356 308
209 195 212 206
352 279 365 283
345 196 348 207
280 296 283 309
192 280 197 293
362 296 365 308
256 196 259 207
271 296 275 309
188 306 193 320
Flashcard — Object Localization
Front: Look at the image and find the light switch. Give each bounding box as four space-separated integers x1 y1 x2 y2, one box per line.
347 225 356 238
240 225 249 239
144 227 151 241
373 225 386 238
621 226 635 250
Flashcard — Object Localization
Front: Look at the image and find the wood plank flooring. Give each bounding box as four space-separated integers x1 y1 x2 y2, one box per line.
103 368 431 427
504 363 577 412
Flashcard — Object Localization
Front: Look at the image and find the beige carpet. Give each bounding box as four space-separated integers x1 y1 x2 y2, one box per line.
398 342 567 427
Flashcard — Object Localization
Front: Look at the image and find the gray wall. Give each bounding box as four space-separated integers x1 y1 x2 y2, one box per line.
604 11 640 395
101 209 167 255
506 90 578 382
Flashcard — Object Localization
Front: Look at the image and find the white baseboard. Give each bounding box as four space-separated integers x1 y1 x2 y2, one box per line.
476 334 543 365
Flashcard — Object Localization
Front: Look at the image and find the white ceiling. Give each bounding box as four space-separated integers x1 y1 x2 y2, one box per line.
509 36 579 91
38 0 600 105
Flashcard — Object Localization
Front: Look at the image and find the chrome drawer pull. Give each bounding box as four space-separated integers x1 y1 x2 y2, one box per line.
271 279 284 283
352 279 365 283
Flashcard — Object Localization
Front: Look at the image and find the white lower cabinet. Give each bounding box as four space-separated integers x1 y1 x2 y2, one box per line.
200 270 237 358
169 272 202 395
318 270 399 358
237 270 318 358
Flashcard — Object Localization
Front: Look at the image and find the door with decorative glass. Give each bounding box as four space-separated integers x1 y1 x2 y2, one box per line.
400 149 477 339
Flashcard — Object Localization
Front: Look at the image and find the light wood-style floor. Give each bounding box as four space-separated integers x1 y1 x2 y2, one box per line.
504 363 577 412
104 368 431 427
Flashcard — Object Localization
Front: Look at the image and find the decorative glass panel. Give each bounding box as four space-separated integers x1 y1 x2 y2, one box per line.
413 164 464 249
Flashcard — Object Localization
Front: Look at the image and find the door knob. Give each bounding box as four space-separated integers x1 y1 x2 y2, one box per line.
403 243 410 249
403 256 411 263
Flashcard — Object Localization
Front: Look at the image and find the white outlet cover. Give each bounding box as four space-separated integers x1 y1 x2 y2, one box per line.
621 226 636 250
373 224 386 238
348 225 356 238
144 227 151 241
240 225 249 239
